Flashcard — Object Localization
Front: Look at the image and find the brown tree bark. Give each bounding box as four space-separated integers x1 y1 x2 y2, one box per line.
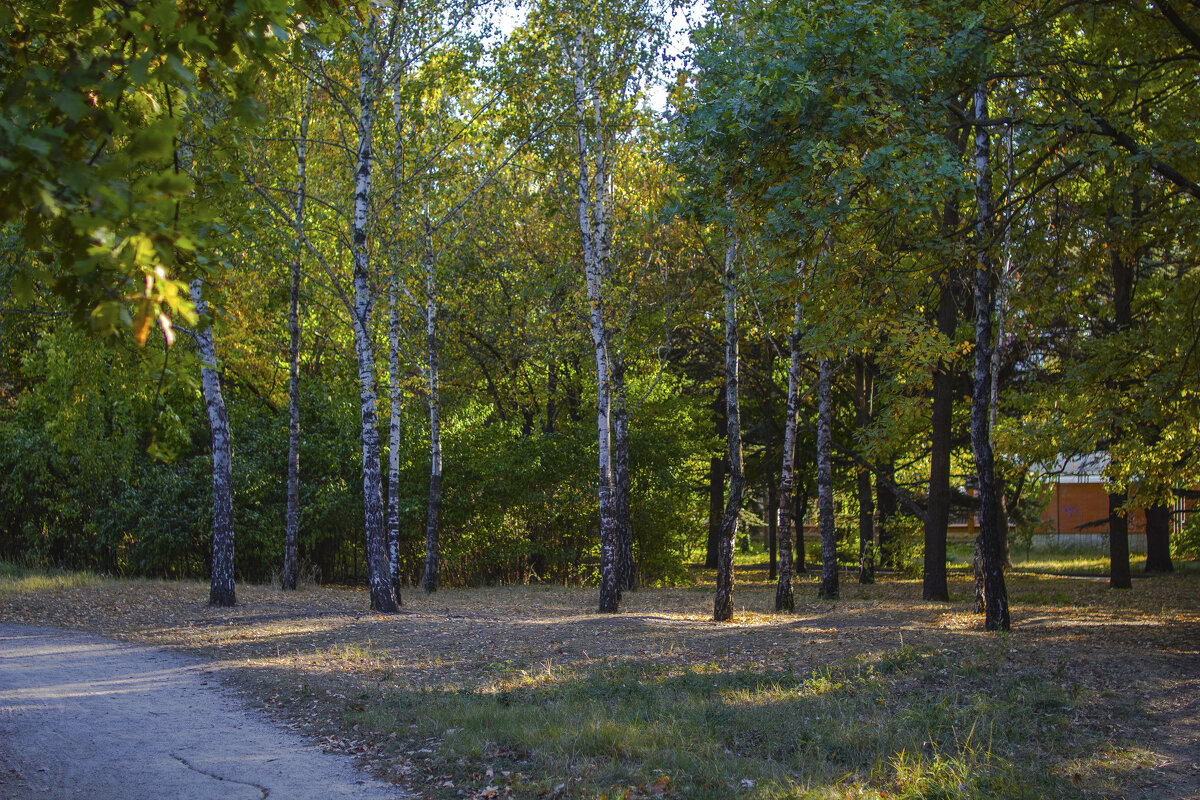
1144 502 1174 573
613 357 634 591
876 459 897 570
923 275 956 601
855 357 875 584
1108 489 1132 588
1106 199 1135 590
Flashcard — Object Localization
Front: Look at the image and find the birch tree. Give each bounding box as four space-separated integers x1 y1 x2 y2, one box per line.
774 281 803 612
969 80 1010 630
713 214 744 621
190 277 236 607
816 357 837 600
281 79 311 592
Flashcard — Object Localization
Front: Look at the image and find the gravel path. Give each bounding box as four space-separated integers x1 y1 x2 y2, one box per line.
0 624 409 799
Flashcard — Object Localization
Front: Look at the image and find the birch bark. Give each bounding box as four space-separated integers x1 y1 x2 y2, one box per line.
351 16 398 613
713 222 744 622
817 358 838 600
282 80 310 592
568 33 620 613
191 278 236 607
774 291 803 612
421 215 443 593
970 81 1010 630
387 22 408 603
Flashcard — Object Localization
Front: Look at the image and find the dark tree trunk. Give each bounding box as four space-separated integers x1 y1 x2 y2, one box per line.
192 279 236 608
1108 489 1133 588
706 387 727 568
1106 194 1136 589
714 224 744 622
795 484 808 574
544 362 558 434
1145 502 1174 573
924 103 967 603
817 359 838 600
768 480 778 581
612 358 634 591
706 455 724 569
282 84 308 593
876 459 897 570
923 272 955 601
970 81 1010 631
855 357 875 584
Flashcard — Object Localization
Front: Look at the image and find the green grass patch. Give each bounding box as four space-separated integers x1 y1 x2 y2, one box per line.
346 646 1089 799
0 560 106 594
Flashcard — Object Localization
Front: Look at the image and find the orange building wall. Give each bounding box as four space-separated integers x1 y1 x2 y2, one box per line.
1042 483 1147 535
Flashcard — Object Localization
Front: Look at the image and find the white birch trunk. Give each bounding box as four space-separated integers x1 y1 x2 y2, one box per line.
713 216 743 622
421 214 442 593
352 16 398 613
774 284 803 612
970 81 1010 630
568 33 620 614
387 274 403 601
191 278 236 607
282 80 310 592
817 358 837 600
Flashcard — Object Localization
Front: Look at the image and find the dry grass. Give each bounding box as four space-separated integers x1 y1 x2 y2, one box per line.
2 561 1197 799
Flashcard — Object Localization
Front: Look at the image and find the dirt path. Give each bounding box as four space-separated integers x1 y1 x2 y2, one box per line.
0 624 408 800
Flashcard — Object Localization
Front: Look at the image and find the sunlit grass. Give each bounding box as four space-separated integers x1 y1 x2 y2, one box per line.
342 645 1090 799
0 561 107 594
1 559 1194 799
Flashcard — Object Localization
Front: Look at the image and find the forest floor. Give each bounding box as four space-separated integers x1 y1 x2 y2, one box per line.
1 559 1198 800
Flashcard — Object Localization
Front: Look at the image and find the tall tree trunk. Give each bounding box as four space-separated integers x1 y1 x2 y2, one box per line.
1144 501 1174 573
192 278 235 607
924 103 967 602
796 487 808 573
282 80 310 592
1108 488 1132 588
877 459 897 570
923 275 956 601
706 454 724 568
387 276 404 602
970 81 1010 630
775 294 802 611
352 16 398 613
421 222 442 594
568 36 619 613
1107 202 1134 590
387 31 407 604
612 358 634 591
855 356 875 584
714 222 744 622
817 359 837 599
767 479 777 581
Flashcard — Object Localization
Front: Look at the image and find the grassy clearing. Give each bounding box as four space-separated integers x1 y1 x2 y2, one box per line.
1 557 1197 799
